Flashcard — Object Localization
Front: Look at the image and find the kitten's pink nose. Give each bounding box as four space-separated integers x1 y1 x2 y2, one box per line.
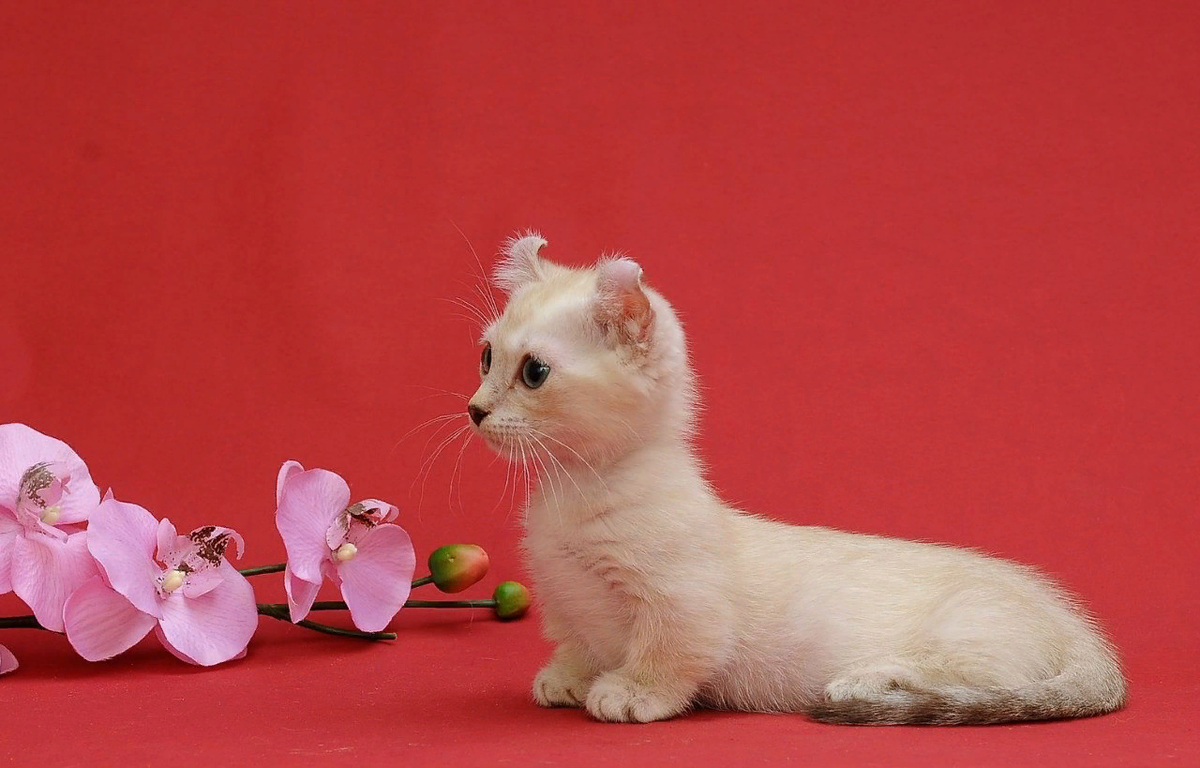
468 404 490 426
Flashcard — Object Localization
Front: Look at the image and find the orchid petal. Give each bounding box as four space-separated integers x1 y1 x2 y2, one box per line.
157 563 257 666
337 523 416 632
63 575 156 661
284 566 320 623
11 531 100 632
276 460 305 505
154 625 192 664
276 469 349 583
155 518 178 563
321 557 341 586
86 500 162 618
0 424 100 525
0 510 19 593
154 626 249 665
0 644 16 674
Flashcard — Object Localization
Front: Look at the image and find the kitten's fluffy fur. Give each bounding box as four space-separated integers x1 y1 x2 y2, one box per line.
467 233 1126 724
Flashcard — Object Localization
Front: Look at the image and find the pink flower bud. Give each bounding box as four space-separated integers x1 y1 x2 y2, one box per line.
492 581 531 621
428 544 490 593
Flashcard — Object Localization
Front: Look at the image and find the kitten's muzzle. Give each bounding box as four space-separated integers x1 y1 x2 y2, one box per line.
467 404 490 426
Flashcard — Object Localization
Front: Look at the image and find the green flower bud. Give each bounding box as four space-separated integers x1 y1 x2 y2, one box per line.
492 580 531 621
428 544 490 593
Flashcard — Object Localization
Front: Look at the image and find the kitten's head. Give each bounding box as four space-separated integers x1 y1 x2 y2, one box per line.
467 232 693 467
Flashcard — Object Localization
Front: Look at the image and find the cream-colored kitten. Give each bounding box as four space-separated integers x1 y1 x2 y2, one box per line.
466 233 1126 724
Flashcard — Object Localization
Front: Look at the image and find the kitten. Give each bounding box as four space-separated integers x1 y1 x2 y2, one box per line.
466 232 1126 724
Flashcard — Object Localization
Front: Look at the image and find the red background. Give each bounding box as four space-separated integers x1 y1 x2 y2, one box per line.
2 1 1197 765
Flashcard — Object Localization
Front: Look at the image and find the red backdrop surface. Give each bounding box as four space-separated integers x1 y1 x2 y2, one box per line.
1 1 1196 765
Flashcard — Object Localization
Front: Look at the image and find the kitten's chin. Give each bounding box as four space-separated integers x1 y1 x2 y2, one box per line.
473 430 516 460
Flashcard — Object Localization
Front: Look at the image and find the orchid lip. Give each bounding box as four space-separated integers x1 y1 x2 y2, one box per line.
16 461 70 526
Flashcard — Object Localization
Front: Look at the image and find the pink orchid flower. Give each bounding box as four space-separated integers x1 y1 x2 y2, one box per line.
276 461 415 633
0 423 101 632
0 644 16 675
63 498 257 666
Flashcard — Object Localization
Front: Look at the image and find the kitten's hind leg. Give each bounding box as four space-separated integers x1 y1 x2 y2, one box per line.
534 642 598 708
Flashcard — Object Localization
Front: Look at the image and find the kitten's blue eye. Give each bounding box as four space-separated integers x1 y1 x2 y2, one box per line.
521 356 550 389
481 343 491 376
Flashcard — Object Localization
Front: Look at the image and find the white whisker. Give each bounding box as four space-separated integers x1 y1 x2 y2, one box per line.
518 438 533 522
532 428 609 493
393 412 466 452
449 218 501 321
491 440 516 516
527 435 560 512
448 427 473 514
394 383 470 401
441 296 492 329
412 424 469 514
528 433 564 498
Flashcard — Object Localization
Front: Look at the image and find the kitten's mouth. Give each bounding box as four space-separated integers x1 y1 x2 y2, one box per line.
472 428 527 463
471 426 507 451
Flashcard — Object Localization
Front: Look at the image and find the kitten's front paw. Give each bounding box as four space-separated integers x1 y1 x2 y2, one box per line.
533 663 591 708
585 672 689 723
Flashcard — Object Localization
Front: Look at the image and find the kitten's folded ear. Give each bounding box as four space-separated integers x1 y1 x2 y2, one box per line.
594 257 655 351
494 231 547 293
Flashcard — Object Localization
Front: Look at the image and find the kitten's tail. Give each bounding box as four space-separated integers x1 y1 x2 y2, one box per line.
809 645 1127 726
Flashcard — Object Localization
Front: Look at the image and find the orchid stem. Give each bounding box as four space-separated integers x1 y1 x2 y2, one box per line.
0 615 49 631
239 563 285 577
308 599 496 611
256 604 396 641
239 563 437 590
402 599 495 609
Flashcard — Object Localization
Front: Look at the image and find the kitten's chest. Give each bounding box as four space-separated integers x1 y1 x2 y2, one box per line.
523 511 644 646
525 522 636 597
